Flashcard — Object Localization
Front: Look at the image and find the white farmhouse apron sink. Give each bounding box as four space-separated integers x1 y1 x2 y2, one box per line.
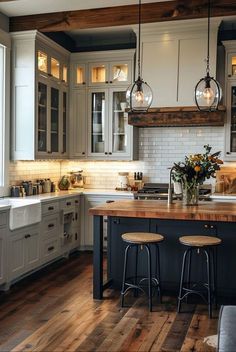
0 198 41 230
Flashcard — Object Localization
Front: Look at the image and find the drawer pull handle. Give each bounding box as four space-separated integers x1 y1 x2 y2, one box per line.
48 223 55 228
75 200 79 204
48 206 54 211
66 202 71 206
48 246 54 252
25 234 31 239
106 200 114 203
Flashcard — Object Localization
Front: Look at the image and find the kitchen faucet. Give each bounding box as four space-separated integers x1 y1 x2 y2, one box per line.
168 167 175 205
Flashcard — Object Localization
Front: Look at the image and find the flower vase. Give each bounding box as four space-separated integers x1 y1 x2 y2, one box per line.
182 183 199 205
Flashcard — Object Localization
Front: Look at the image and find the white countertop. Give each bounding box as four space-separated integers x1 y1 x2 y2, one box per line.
0 188 134 206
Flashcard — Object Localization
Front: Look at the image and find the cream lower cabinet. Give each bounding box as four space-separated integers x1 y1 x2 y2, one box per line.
8 225 40 281
81 194 134 249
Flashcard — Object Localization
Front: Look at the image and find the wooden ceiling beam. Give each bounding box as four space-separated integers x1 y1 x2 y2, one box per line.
9 0 236 33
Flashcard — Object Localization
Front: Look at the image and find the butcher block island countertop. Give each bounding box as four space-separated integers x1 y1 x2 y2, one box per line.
89 199 236 222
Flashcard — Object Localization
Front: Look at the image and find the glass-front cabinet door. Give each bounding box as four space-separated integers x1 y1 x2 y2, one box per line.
50 85 59 153
109 89 130 157
225 81 236 159
38 81 48 153
89 63 108 85
62 90 67 154
88 89 108 156
110 61 132 85
74 64 86 87
227 53 236 78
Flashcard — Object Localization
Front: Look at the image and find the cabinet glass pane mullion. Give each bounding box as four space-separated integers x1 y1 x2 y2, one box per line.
91 92 105 153
51 87 59 153
63 91 67 153
38 82 47 152
112 91 128 153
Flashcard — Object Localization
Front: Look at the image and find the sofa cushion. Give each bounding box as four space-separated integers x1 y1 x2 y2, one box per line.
218 305 236 352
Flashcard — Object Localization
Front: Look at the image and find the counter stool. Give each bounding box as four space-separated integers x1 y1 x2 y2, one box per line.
121 232 164 312
177 235 221 318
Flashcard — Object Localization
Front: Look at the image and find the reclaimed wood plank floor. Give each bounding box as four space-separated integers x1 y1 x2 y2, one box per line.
0 252 219 352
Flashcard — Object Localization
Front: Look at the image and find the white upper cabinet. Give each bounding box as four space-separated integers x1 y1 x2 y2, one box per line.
11 30 70 160
222 41 236 160
71 50 133 88
70 49 138 160
137 19 220 107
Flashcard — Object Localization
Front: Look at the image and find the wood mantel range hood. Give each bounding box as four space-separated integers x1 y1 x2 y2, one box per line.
128 106 226 127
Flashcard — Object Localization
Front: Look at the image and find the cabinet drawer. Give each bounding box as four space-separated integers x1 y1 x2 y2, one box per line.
0 212 7 227
41 238 59 263
42 201 59 215
60 198 77 212
42 214 60 239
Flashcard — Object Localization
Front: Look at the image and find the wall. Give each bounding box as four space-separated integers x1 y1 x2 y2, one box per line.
0 12 9 32
9 126 225 191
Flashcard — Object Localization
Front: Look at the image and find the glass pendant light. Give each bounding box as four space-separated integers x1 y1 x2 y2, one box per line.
194 0 222 111
126 0 153 112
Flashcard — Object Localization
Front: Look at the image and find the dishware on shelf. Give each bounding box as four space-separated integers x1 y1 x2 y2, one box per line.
93 123 102 133
95 141 104 153
120 102 127 111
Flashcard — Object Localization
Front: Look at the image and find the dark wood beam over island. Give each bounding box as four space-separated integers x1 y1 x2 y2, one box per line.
89 200 236 300
9 0 236 32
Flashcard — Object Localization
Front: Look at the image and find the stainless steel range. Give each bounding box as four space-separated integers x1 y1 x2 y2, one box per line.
134 183 212 201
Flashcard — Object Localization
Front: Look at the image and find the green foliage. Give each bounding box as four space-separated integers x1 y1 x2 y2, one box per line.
171 145 223 187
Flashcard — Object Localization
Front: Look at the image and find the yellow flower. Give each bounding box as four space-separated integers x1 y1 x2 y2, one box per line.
194 165 201 172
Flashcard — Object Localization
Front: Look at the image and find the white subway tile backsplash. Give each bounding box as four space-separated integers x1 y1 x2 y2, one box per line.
9 126 225 189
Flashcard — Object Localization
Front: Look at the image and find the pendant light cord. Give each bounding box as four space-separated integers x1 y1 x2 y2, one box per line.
137 0 141 78
206 0 210 75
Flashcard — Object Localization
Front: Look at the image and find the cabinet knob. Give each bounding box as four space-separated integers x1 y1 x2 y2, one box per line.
47 150 52 154
48 223 55 228
105 152 108 155
48 206 54 211
82 152 85 155
48 73 53 77
25 234 31 239
228 74 232 77
66 202 71 206
109 152 112 155
82 82 86 85
226 152 231 155
106 200 114 203
110 81 113 83
105 81 109 84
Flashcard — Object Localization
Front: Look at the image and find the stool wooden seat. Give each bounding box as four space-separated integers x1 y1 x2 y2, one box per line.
179 235 222 247
121 232 164 311
178 234 222 318
122 232 164 244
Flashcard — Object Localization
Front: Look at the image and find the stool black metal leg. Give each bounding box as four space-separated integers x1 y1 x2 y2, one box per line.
204 248 212 319
178 248 190 313
211 246 217 308
121 244 131 307
156 244 162 303
186 249 192 303
134 245 138 297
144 244 152 312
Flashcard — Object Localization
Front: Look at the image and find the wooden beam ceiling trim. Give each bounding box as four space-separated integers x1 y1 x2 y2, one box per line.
128 105 226 127
9 0 236 33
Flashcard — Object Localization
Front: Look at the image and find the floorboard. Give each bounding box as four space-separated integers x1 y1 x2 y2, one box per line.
0 252 219 352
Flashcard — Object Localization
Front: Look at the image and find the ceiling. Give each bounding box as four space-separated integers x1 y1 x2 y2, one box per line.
0 0 171 17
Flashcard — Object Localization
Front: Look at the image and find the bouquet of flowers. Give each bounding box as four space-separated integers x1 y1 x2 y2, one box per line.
171 145 223 204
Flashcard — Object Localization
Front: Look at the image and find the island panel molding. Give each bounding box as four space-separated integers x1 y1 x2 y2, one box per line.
9 0 236 32
89 199 236 222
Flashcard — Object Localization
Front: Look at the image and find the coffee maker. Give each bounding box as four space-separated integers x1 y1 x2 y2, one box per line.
69 170 84 188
